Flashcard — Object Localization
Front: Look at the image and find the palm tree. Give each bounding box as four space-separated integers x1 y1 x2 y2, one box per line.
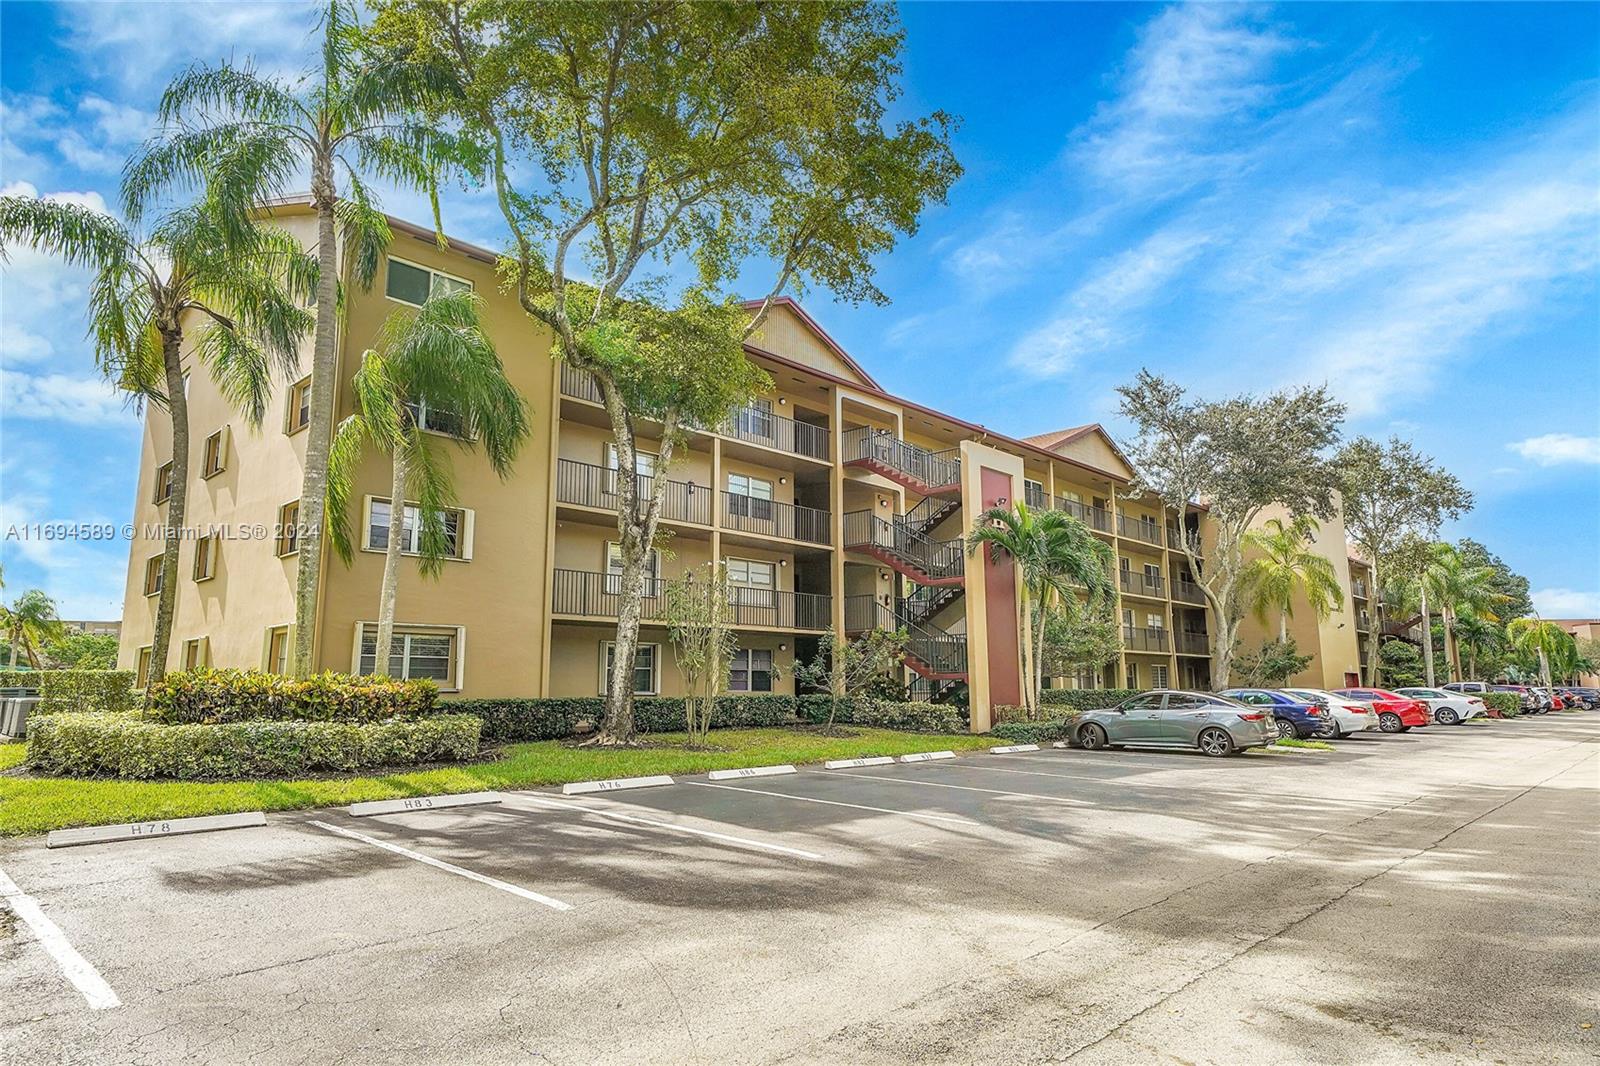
967 502 1114 717
126 0 475 677
1241 516 1344 643
1422 543 1508 682
0 195 314 682
326 290 529 673
1 590 65 670
1453 612 1501 681
1507 618 1575 691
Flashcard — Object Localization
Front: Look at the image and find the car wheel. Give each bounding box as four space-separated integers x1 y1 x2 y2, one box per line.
1274 718 1296 740
1438 708 1460 725
1378 711 1403 733
1078 723 1110 751
1315 719 1340 739
1198 727 1234 758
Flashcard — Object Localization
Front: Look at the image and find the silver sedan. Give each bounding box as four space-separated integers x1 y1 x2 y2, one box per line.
1073 690 1276 757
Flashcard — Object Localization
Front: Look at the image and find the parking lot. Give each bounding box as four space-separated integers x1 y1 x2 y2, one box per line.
2 715 1596 1065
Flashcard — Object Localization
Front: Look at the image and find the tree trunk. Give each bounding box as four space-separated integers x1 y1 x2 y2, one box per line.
150 328 190 684
1017 583 1035 717
7 638 17 670
1279 610 1288 644
1034 595 1049 716
1444 608 1462 680
1420 583 1435 687
374 449 408 676
1366 558 1384 686
292 151 340 677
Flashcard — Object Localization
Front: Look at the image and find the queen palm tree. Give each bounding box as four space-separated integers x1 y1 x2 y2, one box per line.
1 590 65 670
0 195 314 682
1506 618 1575 691
1241 516 1344 643
1453 612 1502 681
1422 543 1508 682
326 290 529 674
125 0 476 677
967 502 1115 718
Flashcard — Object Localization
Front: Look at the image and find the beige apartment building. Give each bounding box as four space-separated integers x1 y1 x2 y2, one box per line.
117 203 1369 729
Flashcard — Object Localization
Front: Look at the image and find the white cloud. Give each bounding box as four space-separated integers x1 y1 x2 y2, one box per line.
1008 230 1211 375
63 2 320 92
0 369 140 428
2 321 54 365
1532 588 1600 618
1509 433 1600 467
1 92 155 180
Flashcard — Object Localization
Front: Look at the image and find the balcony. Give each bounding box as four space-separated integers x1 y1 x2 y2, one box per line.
841 427 961 495
555 459 711 525
720 491 830 545
843 509 965 585
1122 626 1170 653
1024 482 1048 509
560 366 829 462
1171 577 1205 606
1352 580 1369 600
1176 631 1209 656
1119 570 1165 599
1117 514 1165 547
551 569 829 630
1356 610 1371 632
1055 496 1112 533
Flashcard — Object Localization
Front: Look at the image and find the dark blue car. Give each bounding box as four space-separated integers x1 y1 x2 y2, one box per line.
1219 689 1325 740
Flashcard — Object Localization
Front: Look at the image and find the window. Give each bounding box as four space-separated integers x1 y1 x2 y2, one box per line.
201 429 227 478
605 443 658 492
277 501 301 556
357 624 459 687
602 641 657 695
183 637 208 671
1024 478 1046 507
287 377 311 433
1151 665 1169 689
726 472 775 520
136 646 153 687
384 256 472 307
143 554 164 597
606 542 660 594
1125 663 1139 690
366 498 466 559
726 557 777 607
1119 557 1131 573
1121 692 1162 711
735 398 775 439
729 648 774 692
1143 563 1160 582
154 461 174 504
193 534 218 581
266 625 290 675
404 398 471 439
1147 613 1164 630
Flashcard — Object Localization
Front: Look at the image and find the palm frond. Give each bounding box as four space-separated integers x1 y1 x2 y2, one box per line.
325 411 373 565
401 426 456 580
159 61 306 128
336 173 392 290
193 320 274 426
0 196 133 270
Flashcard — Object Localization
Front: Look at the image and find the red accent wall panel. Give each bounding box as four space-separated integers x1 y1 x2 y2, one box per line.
980 467 1022 707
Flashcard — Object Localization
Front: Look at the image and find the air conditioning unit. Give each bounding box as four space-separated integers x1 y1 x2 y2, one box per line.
0 696 38 740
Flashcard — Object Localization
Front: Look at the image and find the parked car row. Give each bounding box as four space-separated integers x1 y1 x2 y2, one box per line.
1068 680 1585 758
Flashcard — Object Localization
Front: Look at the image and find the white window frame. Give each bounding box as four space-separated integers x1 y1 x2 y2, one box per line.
1151 664 1169 689
286 376 311 434
154 461 174 504
1125 662 1139 690
1147 613 1165 631
201 427 229 478
264 625 291 675
725 556 777 607
352 622 466 691
383 255 474 308
606 541 660 594
143 554 164 597
604 442 658 480
136 645 153 687
403 398 474 439
277 500 301 557
363 497 474 561
600 640 659 696
728 647 775 693
193 534 218 582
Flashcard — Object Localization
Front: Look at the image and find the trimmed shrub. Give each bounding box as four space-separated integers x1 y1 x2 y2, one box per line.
1481 691 1520 718
989 715 1081 743
38 670 138 714
1039 688 1139 712
146 669 437 725
0 670 36 691
447 693 798 743
796 694 967 734
26 712 480 779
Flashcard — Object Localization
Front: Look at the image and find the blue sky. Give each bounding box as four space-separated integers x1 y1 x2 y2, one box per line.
2 2 1597 621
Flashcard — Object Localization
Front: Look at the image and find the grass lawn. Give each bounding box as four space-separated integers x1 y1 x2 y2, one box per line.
1264 737 1335 751
0 728 992 838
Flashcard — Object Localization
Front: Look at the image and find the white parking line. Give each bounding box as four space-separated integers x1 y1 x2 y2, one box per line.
309 820 572 912
686 781 980 826
0 868 120 1010
513 795 825 861
815 770 1088 806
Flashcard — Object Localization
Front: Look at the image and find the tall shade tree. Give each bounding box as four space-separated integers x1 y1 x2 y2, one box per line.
1242 515 1345 643
326 290 529 672
0 194 313 681
373 0 960 743
966 502 1115 718
1117 371 1345 688
1 589 65 670
1422 543 1508 683
1336 436 1472 686
127 0 477 678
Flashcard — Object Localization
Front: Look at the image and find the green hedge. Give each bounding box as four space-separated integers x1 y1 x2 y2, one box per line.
1480 692 1520 717
989 715 1081 743
0 670 137 713
446 694 798 743
26 712 481 779
0 670 35 690
796 694 968 734
1039 689 1139 712
146 669 437 725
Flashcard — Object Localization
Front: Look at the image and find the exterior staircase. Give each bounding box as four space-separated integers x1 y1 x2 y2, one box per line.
841 427 962 497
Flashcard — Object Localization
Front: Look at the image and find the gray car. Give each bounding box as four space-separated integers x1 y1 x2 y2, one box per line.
1073 690 1276 757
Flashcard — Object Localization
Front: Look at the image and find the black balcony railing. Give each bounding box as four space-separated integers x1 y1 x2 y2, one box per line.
1356 611 1371 632
719 405 830 460
843 510 964 580
551 569 829 630
720 491 830 544
1056 496 1112 533
844 594 892 634
1122 626 1170 652
559 364 605 403
555 459 711 525
1118 514 1165 546
906 626 968 676
1119 570 1165 598
1176 631 1209 656
1172 578 1205 605
1024 482 1048 509
1352 581 1369 600
841 427 961 489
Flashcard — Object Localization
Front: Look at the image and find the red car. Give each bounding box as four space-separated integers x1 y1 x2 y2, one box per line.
1332 688 1432 733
